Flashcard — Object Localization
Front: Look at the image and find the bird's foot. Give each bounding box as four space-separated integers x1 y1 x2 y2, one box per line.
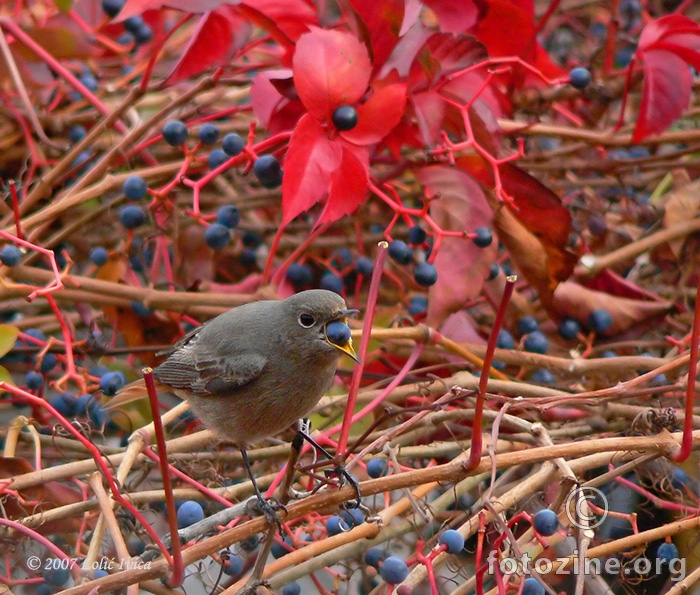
246 496 287 533
325 464 362 508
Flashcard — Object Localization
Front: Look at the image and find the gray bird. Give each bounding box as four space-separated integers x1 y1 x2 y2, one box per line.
106 289 359 446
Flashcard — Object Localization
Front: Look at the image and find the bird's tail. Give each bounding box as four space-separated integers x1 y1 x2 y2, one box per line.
103 377 169 409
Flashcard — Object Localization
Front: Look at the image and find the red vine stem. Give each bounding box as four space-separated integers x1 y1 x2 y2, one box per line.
337 240 388 456
672 274 700 462
467 275 517 471
143 369 184 587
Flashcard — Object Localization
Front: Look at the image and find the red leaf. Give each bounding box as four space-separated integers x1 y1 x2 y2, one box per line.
410 33 487 91
281 114 342 226
165 7 252 84
120 0 226 18
632 50 692 142
416 166 495 327
632 15 700 142
241 0 319 43
293 28 372 121
474 0 564 84
421 0 485 34
320 143 370 224
250 70 293 127
340 83 407 145
350 0 404 69
411 89 446 146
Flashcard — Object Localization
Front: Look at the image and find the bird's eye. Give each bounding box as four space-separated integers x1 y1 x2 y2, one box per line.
298 313 315 328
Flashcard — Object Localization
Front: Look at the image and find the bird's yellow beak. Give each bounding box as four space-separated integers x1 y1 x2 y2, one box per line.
326 312 361 363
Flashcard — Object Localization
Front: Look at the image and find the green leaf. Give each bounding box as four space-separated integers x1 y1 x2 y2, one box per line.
0 325 19 358
0 365 14 392
54 0 73 12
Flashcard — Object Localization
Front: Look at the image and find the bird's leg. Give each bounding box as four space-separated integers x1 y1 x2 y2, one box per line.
239 448 286 532
295 426 362 508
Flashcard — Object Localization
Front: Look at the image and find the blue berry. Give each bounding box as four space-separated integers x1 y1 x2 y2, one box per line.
94 569 108 579
80 74 98 92
365 548 386 568
496 329 514 350
90 247 109 266
204 223 231 250
37 582 55 595
25 328 47 342
473 227 493 247
49 392 77 417
126 535 146 556
558 318 580 340
320 272 344 294
408 295 428 316
588 309 612 333
326 515 350 536
119 205 147 229
99 371 126 396
133 23 153 44
102 0 125 17
487 262 499 280
331 247 353 269
75 394 93 416
407 225 427 245
177 500 204 528
131 301 155 317
42 561 71 587
354 256 373 276
439 529 465 554
414 262 438 287
208 148 228 169
217 205 241 228
242 231 263 248
253 155 283 188
25 371 43 390
41 353 58 373
340 508 364 527
123 176 148 200
198 123 220 145
325 320 351 347
517 316 539 335
222 133 245 156
239 248 257 267
524 331 549 354
657 542 679 564
380 556 409 584
271 536 294 558
388 240 412 265
530 369 555 385
367 458 388 478
286 263 313 288
332 105 358 131
281 582 301 595
533 509 558 536
522 577 545 595
162 120 188 146
569 67 592 89
123 16 144 34
68 124 87 143
0 245 22 266
222 553 243 576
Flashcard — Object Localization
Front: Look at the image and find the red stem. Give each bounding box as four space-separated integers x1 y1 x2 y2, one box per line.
143 369 184 586
672 275 700 462
467 275 517 471
337 241 388 455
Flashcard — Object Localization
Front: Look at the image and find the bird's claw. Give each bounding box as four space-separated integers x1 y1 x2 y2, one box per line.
247 496 286 533
325 464 362 508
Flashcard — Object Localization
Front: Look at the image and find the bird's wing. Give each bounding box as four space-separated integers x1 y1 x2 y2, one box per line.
154 339 267 397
